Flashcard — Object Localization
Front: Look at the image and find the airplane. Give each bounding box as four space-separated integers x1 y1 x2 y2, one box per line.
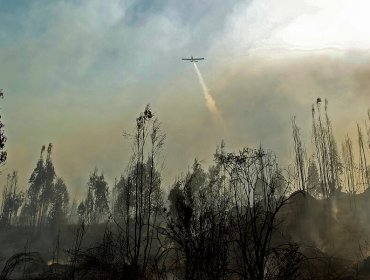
182 56 204 62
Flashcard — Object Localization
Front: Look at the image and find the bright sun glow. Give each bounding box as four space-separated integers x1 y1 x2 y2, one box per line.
229 0 370 51
278 0 370 49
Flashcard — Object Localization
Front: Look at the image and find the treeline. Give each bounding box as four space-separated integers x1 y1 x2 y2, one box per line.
0 100 369 279
64 116 303 279
0 105 303 279
1 144 69 228
0 146 115 229
292 98 370 201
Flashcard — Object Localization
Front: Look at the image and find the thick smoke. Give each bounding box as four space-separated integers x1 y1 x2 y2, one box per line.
193 62 225 129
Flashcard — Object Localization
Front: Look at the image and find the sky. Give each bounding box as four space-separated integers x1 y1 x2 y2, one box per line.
0 0 369 198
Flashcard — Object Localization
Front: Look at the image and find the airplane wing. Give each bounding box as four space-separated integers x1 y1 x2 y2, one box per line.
193 58 204 60
182 58 192 60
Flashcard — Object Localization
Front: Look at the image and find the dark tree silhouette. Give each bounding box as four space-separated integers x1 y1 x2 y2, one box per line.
0 89 7 166
311 99 342 197
215 146 302 280
306 159 321 198
114 105 165 277
48 177 69 228
165 159 231 280
342 135 358 208
0 171 24 226
78 169 109 224
292 117 307 193
20 143 69 228
357 123 370 191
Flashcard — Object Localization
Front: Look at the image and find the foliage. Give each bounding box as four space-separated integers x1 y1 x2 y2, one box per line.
0 171 24 226
19 144 69 228
78 169 109 224
0 89 7 166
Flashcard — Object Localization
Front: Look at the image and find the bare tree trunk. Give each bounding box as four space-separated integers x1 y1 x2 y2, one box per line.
292 117 307 193
358 123 369 191
342 136 357 209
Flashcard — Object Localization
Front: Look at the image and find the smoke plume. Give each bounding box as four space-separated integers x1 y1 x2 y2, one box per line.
193 62 225 128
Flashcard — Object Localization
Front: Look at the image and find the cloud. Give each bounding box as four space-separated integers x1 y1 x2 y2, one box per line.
210 52 370 162
3 51 370 197
212 0 370 59
1 0 370 198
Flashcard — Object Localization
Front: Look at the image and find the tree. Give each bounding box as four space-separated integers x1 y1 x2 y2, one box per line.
89 169 109 224
292 117 307 193
357 124 369 191
48 177 69 228
367 109 370 149
342 136 358 207
78 169 109 224
38 143 56 226
311 98 342 197
113 105 165 277
306 160 321 198
77 201 86 223
20 146 45 226
215 146 302 280
165 159 231 280
68 199 79 224
20 143 69 228
0 89 7 166
0 171 24 226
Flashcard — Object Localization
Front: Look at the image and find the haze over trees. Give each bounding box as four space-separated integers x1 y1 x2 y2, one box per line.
0 171 23 227
78 169 109 225
18 143 69 229
291 98 370 199
0 101 370 279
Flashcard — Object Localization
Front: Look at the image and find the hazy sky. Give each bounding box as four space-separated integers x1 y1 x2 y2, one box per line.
1 0 369 197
